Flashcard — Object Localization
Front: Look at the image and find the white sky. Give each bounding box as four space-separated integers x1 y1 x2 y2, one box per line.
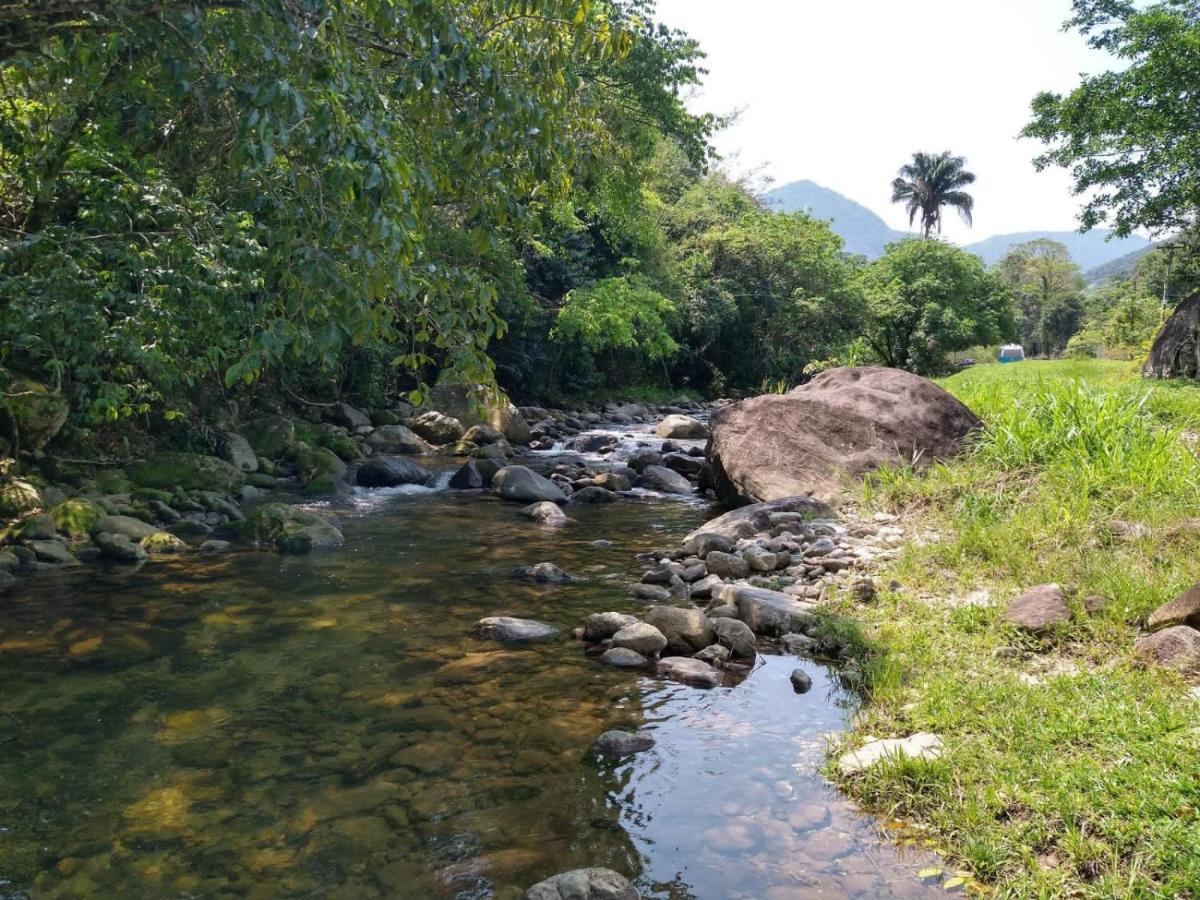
653 0 1118 242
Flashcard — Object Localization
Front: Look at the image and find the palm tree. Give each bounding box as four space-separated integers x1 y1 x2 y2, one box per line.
891 151 976 238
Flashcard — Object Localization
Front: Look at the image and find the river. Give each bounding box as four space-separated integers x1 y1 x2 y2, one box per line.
0 423 940 898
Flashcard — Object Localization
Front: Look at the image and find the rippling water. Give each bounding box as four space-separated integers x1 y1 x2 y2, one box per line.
0 445 939 899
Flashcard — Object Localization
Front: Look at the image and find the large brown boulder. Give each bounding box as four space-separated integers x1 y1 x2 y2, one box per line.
706 367 980 506
1145 292 1200 379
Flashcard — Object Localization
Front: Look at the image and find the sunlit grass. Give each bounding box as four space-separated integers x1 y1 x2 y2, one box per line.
834 359 1200 897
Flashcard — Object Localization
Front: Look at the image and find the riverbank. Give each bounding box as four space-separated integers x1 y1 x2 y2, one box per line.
830 359 1200 897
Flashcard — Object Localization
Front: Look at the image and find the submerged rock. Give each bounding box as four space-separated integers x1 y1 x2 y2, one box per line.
519 501 568 525
521 868 639 900
592 730 656 757
476 616 559 642
240 503 344 554
514 562 573 583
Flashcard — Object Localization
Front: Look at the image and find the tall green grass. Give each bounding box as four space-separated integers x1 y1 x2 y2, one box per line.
838 359 1200 897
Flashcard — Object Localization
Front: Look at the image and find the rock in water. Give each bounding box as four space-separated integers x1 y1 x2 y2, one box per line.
706 367 980 506
408 410 465 445
584 612 639 642
592 730 656 757
240 504 344 554
493 466 568 504
611 623 668 656
513 562 572 583
521 868 639 900
656 656 722 688
476 617 559 642
639 465 693 495
789 668 813 693
655 414 707 439
599 647 650 668
520 501 568 525
449 458 501 490
354 456 434 488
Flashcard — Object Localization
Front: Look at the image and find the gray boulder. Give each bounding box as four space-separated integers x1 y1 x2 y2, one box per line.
449 458 501 489
573 486 618 504
717 584 818 636
355 456 434 488
520 501 568 525
644 606 713 654
94 531 148 563
90 515 159 541
365 424 431 455
611 622 668 656
584 612 639 642
655 414 707 439
704 551 749 580
639 465 693 495
493 466 568 504
409 410 465 445
710 617 757 662
219 433 259 473
599 647 650 668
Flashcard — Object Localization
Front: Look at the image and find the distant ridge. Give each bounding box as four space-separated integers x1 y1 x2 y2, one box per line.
763 180 909 258
764 179 1152 272
962 231 1152 270
1084 244 1156 284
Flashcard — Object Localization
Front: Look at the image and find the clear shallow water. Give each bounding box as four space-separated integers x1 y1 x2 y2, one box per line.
0 459 938 899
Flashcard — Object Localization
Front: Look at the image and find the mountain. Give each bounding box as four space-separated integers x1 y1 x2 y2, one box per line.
763 180 909 258
962 231 1152 271
1084 244 1156 284
764 179 1152 272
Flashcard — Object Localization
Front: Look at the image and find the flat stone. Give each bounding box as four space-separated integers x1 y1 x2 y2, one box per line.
836 733 943 776
1135 625 1200 673
718 584 818 636
1147 583 1200 632
1003 584 1073 634
598 647 650 668
25 540 75 565
592 730 656 757
476 617 559 642
656 656 722 688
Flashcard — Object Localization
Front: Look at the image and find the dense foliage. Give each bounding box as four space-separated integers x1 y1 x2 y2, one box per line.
997 239 1086 357
1025 0 1200 238
0 0 712 432
856 240 1011 375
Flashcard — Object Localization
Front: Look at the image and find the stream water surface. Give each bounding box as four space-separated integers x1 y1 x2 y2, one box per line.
0 433 940 899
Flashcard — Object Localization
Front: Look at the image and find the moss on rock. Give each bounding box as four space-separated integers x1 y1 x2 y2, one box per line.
240 503 344 554
0 479 42 519
50 499 103 538
127 452 243 493
2 379 69 450
242 415 296 459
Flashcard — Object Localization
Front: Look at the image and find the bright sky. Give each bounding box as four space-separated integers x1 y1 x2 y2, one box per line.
653 0 1118 242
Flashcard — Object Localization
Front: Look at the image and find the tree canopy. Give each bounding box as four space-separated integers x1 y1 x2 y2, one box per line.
998 239 1086 357
890 151 976 239
1024 0 1200 238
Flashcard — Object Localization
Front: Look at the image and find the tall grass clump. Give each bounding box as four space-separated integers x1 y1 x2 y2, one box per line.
966 378 1200 498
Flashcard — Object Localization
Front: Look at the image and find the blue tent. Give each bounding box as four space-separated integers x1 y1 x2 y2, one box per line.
998 344 1025 363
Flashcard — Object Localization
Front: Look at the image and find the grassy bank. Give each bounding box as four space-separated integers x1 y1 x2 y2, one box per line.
830 360 1200 897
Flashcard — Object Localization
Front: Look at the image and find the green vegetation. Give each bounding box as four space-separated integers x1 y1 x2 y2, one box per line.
890 151 976 239
998 239 1086 359
833 359 1200 897
856 240 1011 376
1025 0 1200 238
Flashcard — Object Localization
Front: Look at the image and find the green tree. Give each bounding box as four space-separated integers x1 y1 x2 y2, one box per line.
858 239 1012 375
998 239 1086 357
1024 0 1200 237
890 152 976 238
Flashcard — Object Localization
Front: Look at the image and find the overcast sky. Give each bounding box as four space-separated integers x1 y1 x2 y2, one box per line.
653 0 1118 242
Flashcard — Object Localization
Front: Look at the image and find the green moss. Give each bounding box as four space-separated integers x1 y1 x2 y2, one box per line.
291 443 345 495
315 427 361 463
0 479 42 519
127 452 243 493
94 470 131 494
140 531 188 553
2 379 69 450
242 415 296 459
50 499 103 538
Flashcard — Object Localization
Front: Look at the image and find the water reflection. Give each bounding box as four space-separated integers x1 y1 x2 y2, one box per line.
0 482 936 898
